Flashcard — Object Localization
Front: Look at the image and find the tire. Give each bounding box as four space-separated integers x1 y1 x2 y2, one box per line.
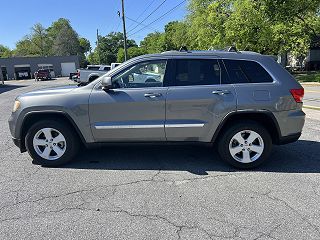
217 121 272 169
25 120 80 167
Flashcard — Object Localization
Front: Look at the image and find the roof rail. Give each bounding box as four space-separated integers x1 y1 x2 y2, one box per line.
179 46 189 52
226 46 238 52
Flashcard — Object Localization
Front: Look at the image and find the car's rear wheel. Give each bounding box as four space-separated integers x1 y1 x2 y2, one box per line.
217 121 272 169
25 120 79 166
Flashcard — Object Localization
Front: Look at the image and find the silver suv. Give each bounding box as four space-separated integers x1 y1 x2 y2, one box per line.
8 50 305 168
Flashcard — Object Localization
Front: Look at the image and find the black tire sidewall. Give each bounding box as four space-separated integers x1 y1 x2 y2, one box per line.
25 120 79 166
218 121 272 169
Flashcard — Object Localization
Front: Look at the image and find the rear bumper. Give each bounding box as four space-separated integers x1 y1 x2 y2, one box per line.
276 132 301 145
274 109 305 139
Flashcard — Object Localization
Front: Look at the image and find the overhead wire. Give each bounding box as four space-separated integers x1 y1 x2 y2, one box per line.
127 0 187 37
125 16 160 32
127 0 168 34
127 0 158 29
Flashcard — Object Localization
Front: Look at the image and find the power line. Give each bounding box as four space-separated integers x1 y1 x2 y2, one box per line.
114 19 121 32
127 0 158 29
126 16 160 32
127 0 168 34
128 0 187 37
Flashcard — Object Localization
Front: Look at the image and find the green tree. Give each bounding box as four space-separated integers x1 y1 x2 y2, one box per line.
163 21 190 50
46 18 80 56
15 38 37 56
78 37 91 67
117 47 147 62
186 0 320 56
93 32 137 64
30 23 50 56
140 32 166 53
0 45 12 58
79 37 91 55
87 52 99 65
14 23 50 56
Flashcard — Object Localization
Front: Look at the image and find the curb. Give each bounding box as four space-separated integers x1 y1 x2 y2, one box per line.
300 82 320 86
303 105 320 111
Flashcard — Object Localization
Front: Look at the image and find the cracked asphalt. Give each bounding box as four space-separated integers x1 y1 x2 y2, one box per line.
1 78 320 240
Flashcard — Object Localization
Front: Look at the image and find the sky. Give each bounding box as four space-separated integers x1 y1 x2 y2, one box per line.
0 0 188 50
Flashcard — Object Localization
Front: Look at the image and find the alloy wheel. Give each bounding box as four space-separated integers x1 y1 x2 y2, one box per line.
33 128 67 160
228 130 264 163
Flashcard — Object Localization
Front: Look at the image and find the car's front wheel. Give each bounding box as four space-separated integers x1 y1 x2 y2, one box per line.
25 120 79 166
217 121 272 169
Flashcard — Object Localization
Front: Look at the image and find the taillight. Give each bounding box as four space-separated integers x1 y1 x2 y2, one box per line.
290 88 304 103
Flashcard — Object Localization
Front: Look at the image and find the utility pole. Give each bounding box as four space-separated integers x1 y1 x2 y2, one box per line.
121 0 128 61
96 29 101 64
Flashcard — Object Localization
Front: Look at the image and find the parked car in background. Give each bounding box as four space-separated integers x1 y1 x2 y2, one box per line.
111 63 121 69
34 69 51 81
9 49 305 169
77 65 111 84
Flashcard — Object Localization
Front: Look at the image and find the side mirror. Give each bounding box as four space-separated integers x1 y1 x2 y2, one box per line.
101 76 112 90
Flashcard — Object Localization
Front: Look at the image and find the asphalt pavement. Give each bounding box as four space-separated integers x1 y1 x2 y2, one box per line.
0 78 320 240
303 84 320 109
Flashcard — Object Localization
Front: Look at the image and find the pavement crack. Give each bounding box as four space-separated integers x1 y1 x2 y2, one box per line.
254 190 320 237
108 207 216 240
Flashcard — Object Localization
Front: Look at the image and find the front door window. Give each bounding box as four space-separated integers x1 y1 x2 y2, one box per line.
112 60 167 88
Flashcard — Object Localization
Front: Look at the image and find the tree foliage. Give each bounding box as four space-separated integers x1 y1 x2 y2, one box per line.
48 18 80 56
4 18 91 64
14 23 50 56
117 47 147 62
90 32 137 64
185 0 320 56
140 32 166 53
2 2 319 63
0 45 12 58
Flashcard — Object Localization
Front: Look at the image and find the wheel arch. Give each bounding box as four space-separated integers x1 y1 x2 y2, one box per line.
212 110 281 144
88 74 100 82
20 111 87 152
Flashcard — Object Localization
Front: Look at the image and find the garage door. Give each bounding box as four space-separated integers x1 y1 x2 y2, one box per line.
61 62 76 77
14 64 31 80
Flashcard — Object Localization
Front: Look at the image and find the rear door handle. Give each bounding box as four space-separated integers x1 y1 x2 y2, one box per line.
212 90 231 95
144 93 162 98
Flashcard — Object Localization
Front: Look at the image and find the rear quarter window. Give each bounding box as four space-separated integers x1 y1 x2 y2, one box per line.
223 59 273 84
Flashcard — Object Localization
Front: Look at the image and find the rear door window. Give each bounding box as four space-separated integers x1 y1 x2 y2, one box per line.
223 60 273 84
171 59 222 86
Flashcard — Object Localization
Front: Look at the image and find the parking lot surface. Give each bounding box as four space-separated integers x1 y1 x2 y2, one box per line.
1 78 320 240
303 85 320 109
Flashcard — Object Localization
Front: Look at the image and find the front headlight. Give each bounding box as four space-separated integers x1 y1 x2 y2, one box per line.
13 100 21 112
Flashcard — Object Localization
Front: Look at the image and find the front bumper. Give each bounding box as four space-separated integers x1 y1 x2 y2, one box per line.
12 137 26 152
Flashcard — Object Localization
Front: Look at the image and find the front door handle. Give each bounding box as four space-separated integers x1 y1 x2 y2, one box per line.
212 90 231 95
144 93 162 98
